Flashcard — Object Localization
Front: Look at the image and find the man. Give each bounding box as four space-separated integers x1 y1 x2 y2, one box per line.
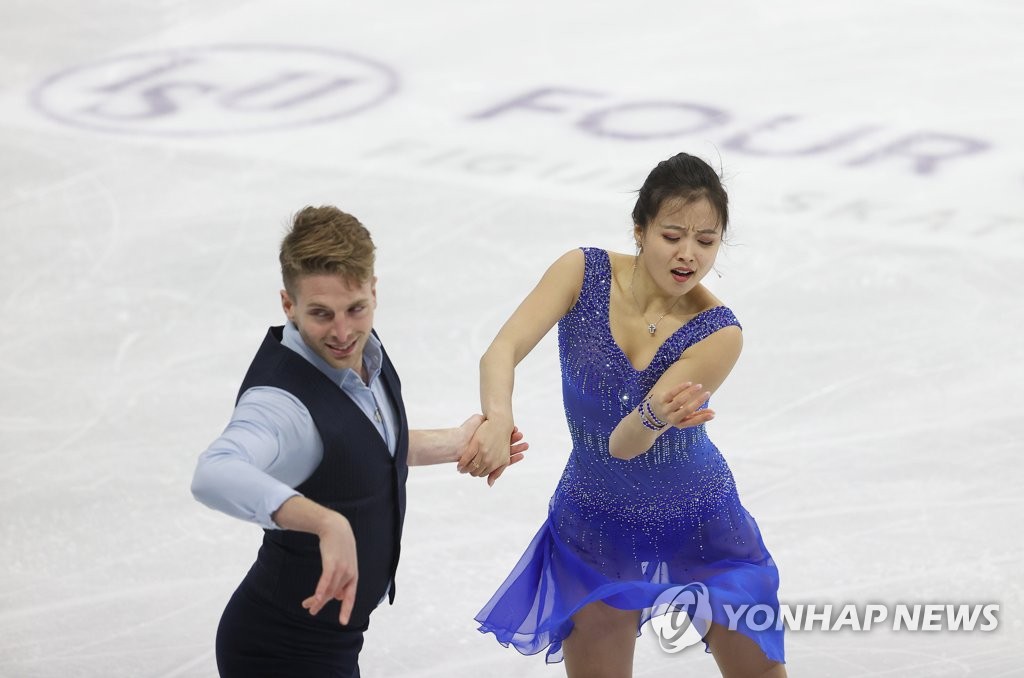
191 206 525 677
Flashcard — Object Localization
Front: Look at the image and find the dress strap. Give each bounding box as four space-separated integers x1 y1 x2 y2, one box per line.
573 247 611 315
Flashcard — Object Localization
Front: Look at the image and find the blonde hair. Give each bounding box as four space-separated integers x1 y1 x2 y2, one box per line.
279 206 376 297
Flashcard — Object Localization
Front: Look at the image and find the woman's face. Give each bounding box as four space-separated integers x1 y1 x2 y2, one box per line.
635 196 723 297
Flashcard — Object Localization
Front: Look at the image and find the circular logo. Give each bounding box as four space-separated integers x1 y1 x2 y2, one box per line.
31 44 398 136
650 583 712 653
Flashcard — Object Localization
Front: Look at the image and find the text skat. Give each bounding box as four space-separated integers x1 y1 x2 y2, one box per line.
470 86 989 177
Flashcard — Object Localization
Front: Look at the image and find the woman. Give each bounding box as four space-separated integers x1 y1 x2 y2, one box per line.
461 153 787 677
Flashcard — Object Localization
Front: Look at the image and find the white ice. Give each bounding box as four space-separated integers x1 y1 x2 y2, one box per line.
2 1 1022 676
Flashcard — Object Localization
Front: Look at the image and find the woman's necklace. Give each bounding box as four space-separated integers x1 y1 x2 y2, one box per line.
629 258 684 336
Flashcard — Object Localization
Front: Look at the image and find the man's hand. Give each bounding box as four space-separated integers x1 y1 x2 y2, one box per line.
300 511 359 625
458 418 529 486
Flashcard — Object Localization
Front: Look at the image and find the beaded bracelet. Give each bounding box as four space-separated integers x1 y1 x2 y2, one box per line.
643 399 667 428
637 398 666 431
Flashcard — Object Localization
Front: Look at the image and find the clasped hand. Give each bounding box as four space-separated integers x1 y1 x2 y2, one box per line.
457 416 528 486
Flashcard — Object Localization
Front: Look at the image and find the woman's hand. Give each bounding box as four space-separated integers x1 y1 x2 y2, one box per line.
458 418 528 486
650 382 715 429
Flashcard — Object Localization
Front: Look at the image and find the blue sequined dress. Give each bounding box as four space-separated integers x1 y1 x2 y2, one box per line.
475 248 784 663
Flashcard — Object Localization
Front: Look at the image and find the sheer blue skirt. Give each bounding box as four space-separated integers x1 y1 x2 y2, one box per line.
475 490 785 664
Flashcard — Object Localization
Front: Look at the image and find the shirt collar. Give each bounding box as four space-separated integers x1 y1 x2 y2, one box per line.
281 322 384 388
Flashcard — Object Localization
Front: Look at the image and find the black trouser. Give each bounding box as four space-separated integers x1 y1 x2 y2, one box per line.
215 581 366 678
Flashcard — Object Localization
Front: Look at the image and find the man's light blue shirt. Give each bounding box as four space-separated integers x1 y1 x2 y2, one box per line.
191 323 398 530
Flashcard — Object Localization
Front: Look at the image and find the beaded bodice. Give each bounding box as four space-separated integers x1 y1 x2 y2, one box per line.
554 248 742 526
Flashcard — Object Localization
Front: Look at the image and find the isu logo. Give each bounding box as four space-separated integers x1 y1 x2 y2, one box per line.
31 44 398 136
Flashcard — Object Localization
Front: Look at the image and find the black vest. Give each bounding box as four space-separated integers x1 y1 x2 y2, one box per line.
237 326 409 629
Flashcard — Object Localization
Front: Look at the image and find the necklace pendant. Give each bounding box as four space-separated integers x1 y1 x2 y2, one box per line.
648 323 657 335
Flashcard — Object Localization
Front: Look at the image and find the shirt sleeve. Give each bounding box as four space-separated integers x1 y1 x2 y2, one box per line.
190 386 324 530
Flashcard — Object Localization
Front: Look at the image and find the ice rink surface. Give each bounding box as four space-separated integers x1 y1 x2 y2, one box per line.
2 1 1023 676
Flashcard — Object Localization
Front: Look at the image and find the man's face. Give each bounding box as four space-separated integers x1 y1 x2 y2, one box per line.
281 274 377 374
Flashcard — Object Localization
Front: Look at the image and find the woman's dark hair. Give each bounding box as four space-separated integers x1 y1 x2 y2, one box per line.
631 153 729 236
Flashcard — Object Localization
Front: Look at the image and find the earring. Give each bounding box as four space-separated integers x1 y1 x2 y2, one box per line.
713 266 723 279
